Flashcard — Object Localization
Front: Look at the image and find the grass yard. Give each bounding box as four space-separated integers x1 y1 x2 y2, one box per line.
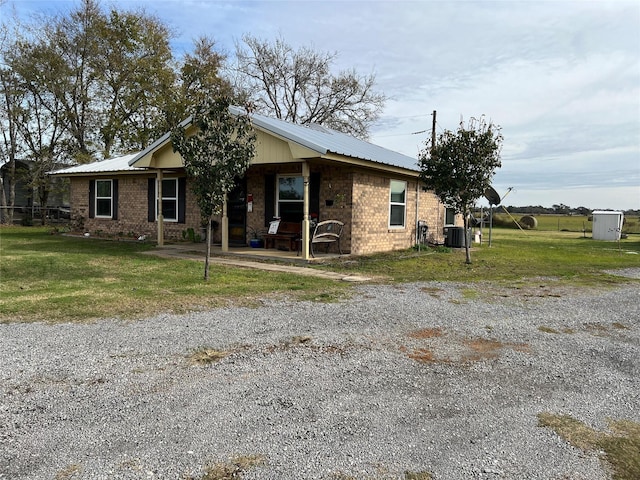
322 228 640 284
1 226 639 323
0 226 348 323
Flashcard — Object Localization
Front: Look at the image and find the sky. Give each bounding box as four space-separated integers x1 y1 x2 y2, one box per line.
3 0 640 210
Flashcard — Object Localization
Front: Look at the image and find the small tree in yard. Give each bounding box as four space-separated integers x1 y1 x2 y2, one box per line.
171 96 256 280
418 116 503 264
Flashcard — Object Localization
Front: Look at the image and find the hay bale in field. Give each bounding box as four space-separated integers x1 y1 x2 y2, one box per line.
520 215 538 229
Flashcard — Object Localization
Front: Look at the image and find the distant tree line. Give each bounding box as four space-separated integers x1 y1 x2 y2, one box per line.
0 0 385 223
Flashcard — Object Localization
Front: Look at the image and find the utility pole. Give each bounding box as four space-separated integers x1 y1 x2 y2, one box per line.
431 110 437 153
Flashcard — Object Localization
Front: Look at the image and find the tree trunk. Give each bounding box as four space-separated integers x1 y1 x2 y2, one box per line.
204 216 212 281
8 162 15 225
464 213 471 264
39 185 49 227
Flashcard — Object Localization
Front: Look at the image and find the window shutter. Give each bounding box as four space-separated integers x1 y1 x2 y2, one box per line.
264 174 275 226
147 178 155 222
178 177 186 224
88 180 95 219
112 179 118 220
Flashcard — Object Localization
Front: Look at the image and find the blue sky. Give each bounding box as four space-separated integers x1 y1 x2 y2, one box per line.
4 0 640 210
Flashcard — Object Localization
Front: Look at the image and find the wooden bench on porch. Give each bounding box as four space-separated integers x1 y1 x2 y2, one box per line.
264 221 301 251
310 220 344 257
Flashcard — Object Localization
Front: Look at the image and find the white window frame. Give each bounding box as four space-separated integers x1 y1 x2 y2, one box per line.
276 175 304 218
445 207 456 226
95 179 113 218
389 179 407 228
156 178 179 222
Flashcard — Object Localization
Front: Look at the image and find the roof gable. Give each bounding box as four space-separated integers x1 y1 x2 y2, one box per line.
128 107 418 172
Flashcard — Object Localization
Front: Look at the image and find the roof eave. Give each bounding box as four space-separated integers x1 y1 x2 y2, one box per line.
322 151 419 175
49 168 148 177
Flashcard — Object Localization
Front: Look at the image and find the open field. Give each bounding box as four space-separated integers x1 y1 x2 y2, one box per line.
1 226 639 322
492 213 640 234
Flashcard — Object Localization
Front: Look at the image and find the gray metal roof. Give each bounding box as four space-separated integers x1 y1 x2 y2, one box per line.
230 106 419 171
50 153 143 175
52 110 419 174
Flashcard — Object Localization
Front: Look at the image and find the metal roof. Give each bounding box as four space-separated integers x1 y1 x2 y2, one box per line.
51 110 419 175
50 153 144 175
127 107 419 172
230 106 419 171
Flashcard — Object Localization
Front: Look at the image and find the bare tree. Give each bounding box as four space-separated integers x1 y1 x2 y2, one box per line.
0 9 24 224
13 85 67 225
235 35 385 139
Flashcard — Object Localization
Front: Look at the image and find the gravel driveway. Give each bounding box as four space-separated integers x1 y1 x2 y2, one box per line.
1 274 639 479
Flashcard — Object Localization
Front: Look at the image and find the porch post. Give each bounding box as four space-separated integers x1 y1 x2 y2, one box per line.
156 170 164 246
221 193 229 252
301 161 310 259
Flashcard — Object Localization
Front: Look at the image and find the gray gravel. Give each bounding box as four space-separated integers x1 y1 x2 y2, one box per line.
1 275 639 479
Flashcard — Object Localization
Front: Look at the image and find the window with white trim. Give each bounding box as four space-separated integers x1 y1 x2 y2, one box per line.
277 175 303 222
95 179 113 218
445 207 456 226
389 180 406 228
157 178 178 222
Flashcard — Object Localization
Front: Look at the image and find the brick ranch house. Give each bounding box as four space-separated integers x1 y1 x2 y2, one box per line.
50 107 460 260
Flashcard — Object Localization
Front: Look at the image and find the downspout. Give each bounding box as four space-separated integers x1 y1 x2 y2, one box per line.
156 169 164 246
301 161 310 260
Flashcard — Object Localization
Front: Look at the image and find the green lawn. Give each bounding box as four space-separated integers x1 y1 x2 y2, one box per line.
1 226 639 323
0 226 347 323
321 228 640 284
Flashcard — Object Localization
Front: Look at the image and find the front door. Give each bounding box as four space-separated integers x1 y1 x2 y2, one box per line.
228 181 246 246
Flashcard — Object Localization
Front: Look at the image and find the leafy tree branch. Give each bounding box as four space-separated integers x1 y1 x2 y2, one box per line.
419 116 503 263
171 97 256 280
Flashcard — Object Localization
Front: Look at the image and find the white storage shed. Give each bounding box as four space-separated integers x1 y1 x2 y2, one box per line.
592 211 624 241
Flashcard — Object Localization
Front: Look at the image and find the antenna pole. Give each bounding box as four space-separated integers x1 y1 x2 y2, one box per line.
489 206 493 247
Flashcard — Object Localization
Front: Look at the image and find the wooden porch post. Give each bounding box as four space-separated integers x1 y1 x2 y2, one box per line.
301 161 310 260
156 170 164 246
221 194 229 252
